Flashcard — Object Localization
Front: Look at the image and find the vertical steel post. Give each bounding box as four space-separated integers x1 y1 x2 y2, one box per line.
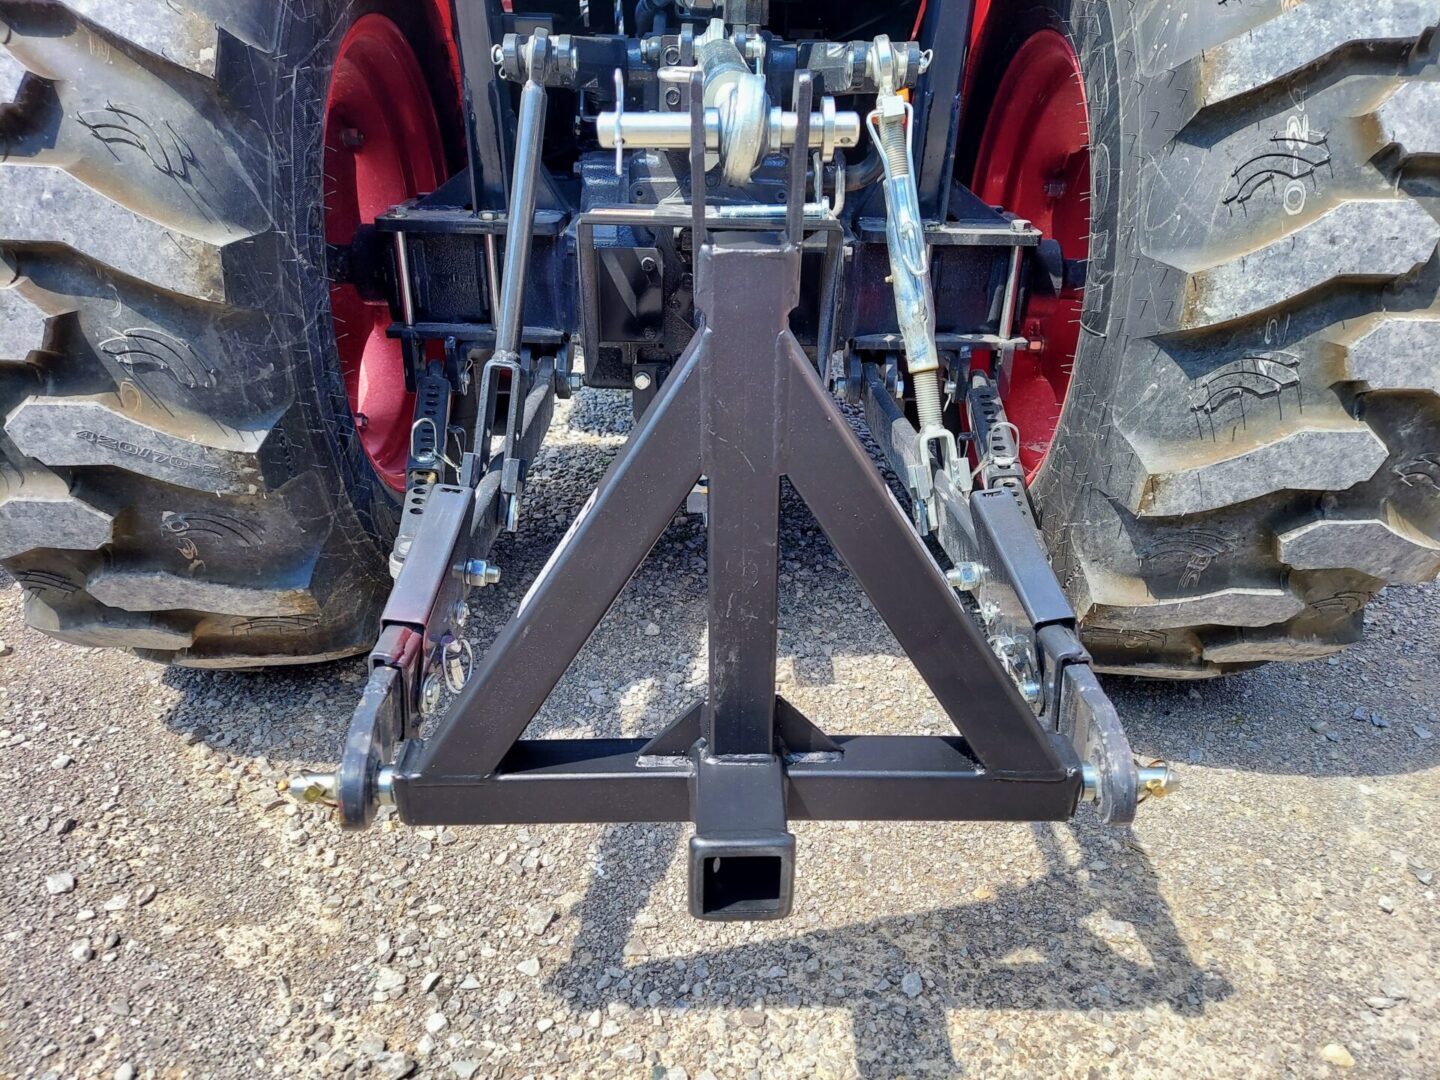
689 236 803 918
913 0 974 218
698 240 797 757
451 0 511 211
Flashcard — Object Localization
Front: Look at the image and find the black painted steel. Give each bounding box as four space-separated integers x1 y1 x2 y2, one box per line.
339 664 405 830
699 238 789 758
785 353 1067 777
970 489 1073 636
392 735 1079 826
404 332 706 779
689 751 795 919
393 233 1083 844
451 0 510 212
912 0 973 218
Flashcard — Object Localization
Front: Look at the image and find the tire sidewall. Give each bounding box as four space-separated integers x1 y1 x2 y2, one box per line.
238 0 460 551
961 0 1132 596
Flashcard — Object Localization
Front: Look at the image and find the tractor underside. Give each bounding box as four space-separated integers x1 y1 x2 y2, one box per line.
288 0 1173 920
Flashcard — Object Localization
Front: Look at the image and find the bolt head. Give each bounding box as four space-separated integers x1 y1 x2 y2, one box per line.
421 673 444 715
633 370 654 391
946 561 982 591
464 559 501 587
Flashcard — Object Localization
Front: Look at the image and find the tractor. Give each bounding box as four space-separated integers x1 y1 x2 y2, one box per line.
2 0 1436 918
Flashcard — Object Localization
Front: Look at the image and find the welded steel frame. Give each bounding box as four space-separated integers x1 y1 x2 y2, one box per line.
352 4 1109 920
387 217 1084 917
389 256 1084 816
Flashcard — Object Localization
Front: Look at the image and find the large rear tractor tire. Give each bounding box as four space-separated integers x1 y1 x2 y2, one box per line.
0 0 457 666
963 0 1440 677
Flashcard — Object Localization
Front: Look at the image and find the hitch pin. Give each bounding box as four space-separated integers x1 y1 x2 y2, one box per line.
282 769 397 810
1080 761 1177 803
612 69 626 176
1136 760 1177 801
283 771 338 807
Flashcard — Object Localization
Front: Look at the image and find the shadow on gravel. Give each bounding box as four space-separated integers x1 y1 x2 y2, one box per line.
552 820 1228 1079
155 659 369 762
1098 651 1440 780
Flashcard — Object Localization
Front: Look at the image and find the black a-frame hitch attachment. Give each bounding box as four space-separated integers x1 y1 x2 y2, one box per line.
289 223 1171 920
288 60 1172 917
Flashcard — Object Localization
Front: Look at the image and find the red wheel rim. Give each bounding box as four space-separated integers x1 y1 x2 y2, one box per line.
972 29 1090 479
324 15 446 491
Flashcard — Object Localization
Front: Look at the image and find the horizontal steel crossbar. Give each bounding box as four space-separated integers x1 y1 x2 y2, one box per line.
393 735 1080 826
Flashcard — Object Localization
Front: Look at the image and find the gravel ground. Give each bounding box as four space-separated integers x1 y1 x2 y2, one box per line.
1 389 1437 1080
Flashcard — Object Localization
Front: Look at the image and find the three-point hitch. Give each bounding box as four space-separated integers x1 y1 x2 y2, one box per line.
287 22 1173 920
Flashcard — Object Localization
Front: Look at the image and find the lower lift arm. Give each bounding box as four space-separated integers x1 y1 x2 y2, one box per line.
291 32 561 827
860 362 1175 824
